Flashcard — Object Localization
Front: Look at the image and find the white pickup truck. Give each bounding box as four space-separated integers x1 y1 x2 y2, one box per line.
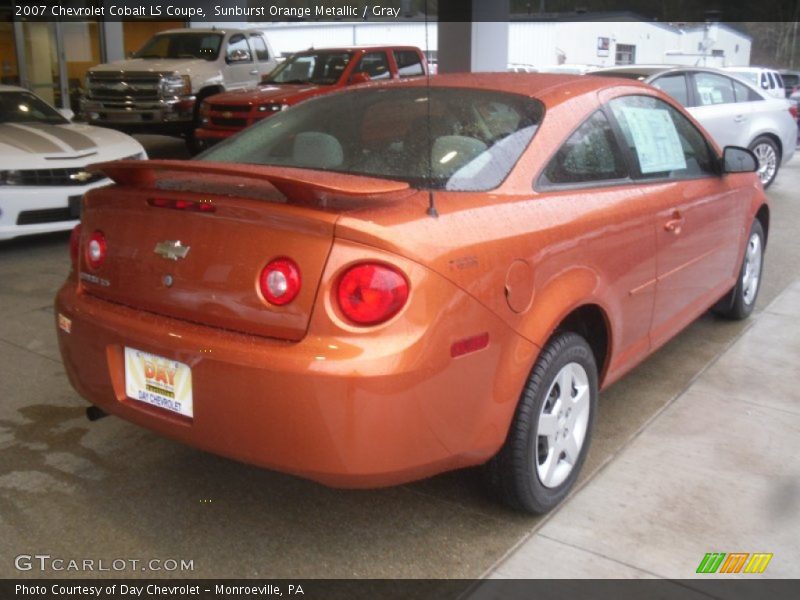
81 28 277 150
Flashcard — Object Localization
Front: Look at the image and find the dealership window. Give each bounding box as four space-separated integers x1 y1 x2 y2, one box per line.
122 21 184 57
608 95 715 180
615 44 636 65
540 111 628 185
393 50 424 77
0 23 19 85
354 52 391 80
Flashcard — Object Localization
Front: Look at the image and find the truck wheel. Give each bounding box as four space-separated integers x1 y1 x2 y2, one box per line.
484 331 598 514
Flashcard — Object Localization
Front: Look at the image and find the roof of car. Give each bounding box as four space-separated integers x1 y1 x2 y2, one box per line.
364 72 652 105
0 84 29 93
294 45 422 54
591 65 752 81
724 66 777 72
157 28 262 35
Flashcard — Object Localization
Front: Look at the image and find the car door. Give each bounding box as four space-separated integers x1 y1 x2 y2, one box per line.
351 51 393 82
683 71 752 149
223 33 257 89
606 95 749 349
537 110 657 376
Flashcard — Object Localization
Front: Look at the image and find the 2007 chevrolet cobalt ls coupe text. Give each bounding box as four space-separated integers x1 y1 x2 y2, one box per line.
55 74 767 514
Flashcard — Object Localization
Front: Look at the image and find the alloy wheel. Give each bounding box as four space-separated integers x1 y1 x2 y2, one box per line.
535 362 591 489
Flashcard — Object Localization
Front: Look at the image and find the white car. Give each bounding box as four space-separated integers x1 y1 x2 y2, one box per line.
724 67 786 99
591 66 796 188
0 85 146 240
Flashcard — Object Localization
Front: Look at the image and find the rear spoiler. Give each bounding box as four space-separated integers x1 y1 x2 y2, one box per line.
91 159 410 203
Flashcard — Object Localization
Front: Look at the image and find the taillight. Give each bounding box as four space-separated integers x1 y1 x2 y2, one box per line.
85 230 106 270
259 258 301 306
337 263 409 325
790 104 798 120
148 197 215 213
69 224 82 267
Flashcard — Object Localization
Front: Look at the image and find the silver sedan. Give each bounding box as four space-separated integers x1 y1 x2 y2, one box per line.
591 66 796 188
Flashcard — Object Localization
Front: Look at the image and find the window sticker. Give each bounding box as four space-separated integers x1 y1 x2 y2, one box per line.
697 85 723 105
619 106 686 173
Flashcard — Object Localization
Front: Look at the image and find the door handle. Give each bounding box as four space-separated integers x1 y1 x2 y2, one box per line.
733 114 746 123
664 211 685 234
249 69 259 75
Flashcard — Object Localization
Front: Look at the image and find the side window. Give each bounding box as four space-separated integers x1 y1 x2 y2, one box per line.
732 79 762 102
540 110 628 186
249 35 270 62
354 52 391 80
651 74 689 106
760 72 769 90
393 50 424 77
693 73 735 106
226 34 252 63
608 95 716 180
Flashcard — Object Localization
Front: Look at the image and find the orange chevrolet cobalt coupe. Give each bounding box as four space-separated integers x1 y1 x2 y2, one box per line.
56 74 767 513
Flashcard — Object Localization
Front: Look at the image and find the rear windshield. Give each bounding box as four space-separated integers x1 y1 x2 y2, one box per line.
200 87 544 191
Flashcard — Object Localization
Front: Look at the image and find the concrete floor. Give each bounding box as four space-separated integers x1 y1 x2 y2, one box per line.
1 138 799 579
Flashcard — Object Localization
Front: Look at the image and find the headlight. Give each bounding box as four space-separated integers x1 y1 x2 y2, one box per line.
257 103 287 112
161 74 192 97
0 170 22 186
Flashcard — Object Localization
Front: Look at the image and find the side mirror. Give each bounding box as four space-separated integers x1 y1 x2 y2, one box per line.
58 108 75 121
722 146 758 174
227 48 251 63
348 72 371 85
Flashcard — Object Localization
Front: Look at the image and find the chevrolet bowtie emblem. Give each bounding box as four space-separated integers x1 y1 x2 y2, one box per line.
154 240 190 261
69 171 93 182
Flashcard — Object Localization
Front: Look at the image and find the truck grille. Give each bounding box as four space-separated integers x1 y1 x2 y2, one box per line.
88 72 163 102
210 116 249 127
204 102 273 131
12 168 106 187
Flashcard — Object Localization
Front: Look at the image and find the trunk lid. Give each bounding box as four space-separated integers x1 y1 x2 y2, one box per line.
79 160 410 341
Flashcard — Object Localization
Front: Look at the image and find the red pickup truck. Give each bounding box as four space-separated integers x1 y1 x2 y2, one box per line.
195 46 428 148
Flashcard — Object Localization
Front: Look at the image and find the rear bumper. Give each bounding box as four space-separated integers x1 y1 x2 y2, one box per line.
55 272 536 487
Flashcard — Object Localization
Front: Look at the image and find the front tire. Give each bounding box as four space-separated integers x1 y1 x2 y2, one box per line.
749 136 780 188
713 219 765 320
484 331 598 514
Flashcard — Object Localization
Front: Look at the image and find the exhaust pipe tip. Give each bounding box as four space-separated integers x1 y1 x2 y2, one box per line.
86 406 108 422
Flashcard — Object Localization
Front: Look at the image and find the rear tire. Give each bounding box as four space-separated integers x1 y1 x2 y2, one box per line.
713 219 765 320
484 331 598 514
749 136 780 188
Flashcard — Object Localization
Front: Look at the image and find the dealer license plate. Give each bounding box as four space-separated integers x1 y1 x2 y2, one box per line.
124 347 193 418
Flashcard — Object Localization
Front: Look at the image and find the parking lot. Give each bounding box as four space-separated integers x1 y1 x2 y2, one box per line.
1 139 799 579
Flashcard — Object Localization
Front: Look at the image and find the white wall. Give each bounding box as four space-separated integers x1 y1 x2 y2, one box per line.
194 20 751 68
200 21 437 57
